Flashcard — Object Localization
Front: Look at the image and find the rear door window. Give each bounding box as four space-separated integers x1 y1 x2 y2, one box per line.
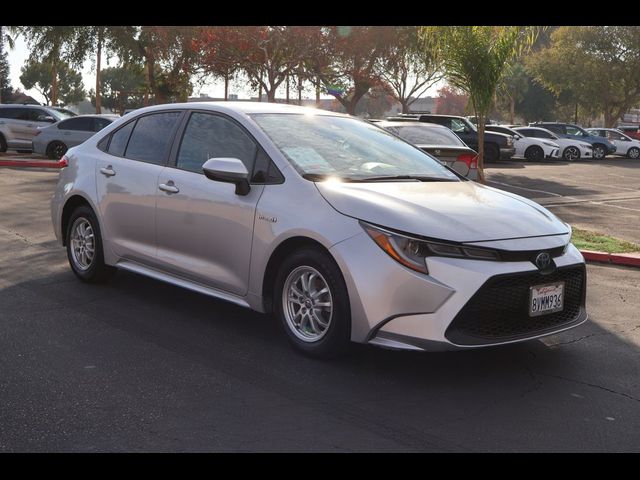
58 117 95 131
124 112 182 165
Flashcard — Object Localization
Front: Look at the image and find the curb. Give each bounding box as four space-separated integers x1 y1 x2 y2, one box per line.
581 250 640 268
0 158 66 169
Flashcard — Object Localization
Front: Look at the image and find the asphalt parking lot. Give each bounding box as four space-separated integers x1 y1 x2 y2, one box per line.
1 166 639 452
485 156 640 244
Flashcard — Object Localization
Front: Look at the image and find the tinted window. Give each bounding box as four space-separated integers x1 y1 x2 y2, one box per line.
94 118 113 131
0 108 20 119
566 125 587 136
251 147 283 184
15 108 31 121
176 112 258 174
529 129 553 139
545 124 565 134
29 109 55 122
125 112 181 165
108 121 135 157
59 117 95 131
450 118 470 133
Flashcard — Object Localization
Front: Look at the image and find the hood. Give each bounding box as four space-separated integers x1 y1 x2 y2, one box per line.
316 180 568 243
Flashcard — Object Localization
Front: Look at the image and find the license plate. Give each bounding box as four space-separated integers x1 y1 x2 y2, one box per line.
529 282 564 317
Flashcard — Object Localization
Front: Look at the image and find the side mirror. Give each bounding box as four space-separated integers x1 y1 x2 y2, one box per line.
202 157 251 196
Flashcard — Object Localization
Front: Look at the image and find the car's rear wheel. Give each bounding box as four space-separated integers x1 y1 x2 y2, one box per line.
484 143 500 163
0 134 7 153
47 141 67 160
563 146 580 161
274 248 351 358
65 205 116 283
524 145 544 162
592 144 606 160
627 147 640 159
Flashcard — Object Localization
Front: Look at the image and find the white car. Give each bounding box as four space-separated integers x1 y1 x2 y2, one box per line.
586 128 640 159
486 125 560 161
513 127 593 161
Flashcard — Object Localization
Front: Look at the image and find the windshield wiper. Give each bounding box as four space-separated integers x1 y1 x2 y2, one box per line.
353 175 458 182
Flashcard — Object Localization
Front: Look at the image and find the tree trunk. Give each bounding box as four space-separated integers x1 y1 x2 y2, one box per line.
285 75 290 104
95 29 102 114
574 101 578 124
316 78 320 106
51 61 58 106
258 82 263 102
267 88 276 102
224 75 228 101
401 99 409 114
509 96 515 124
298 76 302 105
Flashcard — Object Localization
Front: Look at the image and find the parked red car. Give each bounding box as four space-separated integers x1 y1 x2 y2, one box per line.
617 125 640 140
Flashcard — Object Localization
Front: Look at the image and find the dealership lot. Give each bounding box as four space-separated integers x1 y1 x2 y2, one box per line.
1 166 639 452
486 157 640 244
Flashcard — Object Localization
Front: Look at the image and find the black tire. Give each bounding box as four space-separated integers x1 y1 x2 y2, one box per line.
524 145 544 162
0 134 7 153
484 143 500 163
592 144 606 160
628 147 640 159
274 247 351 358
46 141 67 160
65 205 116 283
563 146 580 161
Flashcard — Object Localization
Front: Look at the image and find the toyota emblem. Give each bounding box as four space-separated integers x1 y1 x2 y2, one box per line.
535 252 551 270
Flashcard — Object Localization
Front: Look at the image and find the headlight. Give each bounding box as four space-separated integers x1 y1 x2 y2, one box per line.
360 222 500 274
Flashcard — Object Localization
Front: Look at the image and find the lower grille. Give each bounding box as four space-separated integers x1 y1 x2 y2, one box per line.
445 265 586 346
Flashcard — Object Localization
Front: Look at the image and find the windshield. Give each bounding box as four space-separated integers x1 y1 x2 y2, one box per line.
251 114 460 182
388 125 466 146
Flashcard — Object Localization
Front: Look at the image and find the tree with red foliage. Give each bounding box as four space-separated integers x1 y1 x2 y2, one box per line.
435 85 469 115
192 26 242 100
305 26 393 115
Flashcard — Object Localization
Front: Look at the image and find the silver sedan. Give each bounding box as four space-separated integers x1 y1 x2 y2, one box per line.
33 114 118 159
50 102 587 357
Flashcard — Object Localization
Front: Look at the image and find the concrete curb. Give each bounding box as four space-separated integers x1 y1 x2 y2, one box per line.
581 250 640 268
0 158 66 168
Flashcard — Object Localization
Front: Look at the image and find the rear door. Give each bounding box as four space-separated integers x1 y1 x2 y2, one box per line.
95 110 184 266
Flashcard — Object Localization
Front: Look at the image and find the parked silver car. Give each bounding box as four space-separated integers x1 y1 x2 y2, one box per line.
51 102 588 357
33 114 119 159
0 104 76 153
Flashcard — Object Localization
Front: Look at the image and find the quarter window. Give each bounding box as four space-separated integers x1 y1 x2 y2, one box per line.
176 112 258 174
125 112 181 165
107 121 135 157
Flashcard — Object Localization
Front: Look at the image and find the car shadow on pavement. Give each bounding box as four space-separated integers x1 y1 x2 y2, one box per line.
2 264 639 452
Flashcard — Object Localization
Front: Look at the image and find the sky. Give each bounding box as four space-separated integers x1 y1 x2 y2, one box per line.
7 35 443 105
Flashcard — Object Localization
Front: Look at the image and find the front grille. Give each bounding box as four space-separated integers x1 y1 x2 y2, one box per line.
445 265 586 346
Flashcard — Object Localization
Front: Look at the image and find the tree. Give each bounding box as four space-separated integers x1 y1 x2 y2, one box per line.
90 65 146 115
14 26 87 106
0 26 16 103
422 26 540 182
435 85 468 115
380 26 442 114
527 26 640 127
20 59 85 106
515 77 557 124
306 26 394 115
497 62 529 124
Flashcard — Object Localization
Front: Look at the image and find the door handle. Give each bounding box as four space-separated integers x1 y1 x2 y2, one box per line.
100 166 116 177
159 182 179 194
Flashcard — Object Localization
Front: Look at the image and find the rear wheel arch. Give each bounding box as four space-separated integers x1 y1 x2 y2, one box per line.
61 195 94 246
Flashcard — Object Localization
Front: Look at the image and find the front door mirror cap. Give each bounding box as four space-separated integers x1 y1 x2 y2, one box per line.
202 157 251 196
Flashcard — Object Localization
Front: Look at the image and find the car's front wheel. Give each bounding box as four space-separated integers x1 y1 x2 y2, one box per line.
592 144 606 160
274 248 351 358
627 147 640 159
563 146 580 161
65 205 116 283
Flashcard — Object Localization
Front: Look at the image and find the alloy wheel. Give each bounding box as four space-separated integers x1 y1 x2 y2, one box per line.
70 217 95 271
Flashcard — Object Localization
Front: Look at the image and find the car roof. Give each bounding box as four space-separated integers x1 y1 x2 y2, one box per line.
180 101 346 116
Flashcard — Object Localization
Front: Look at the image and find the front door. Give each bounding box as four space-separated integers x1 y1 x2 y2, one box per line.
155 111 264 296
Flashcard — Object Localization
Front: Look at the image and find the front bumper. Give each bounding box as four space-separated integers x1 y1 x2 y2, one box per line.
330 233 586 351
545 147 560 159
500 146 516 160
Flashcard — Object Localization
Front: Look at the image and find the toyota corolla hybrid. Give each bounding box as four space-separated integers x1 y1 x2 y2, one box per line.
51 103 587 357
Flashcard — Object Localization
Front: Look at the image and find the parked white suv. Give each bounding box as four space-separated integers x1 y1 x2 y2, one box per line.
0 104 76 153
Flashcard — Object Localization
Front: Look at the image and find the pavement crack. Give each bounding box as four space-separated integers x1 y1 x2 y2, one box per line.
549 333 601 347
537 373 640 404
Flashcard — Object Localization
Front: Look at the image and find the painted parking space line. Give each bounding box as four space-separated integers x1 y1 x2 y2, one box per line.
486 180 568 198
